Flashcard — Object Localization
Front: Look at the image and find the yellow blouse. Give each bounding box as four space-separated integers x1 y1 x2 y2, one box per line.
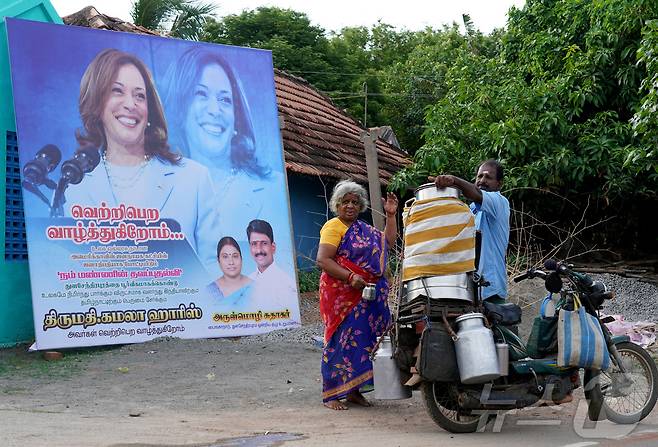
319 217 349 247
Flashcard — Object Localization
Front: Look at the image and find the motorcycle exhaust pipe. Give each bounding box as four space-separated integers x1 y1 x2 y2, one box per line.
458 389 540 410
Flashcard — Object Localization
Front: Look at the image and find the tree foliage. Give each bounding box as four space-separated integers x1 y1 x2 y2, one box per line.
381 24 501 152
391 0 658 253
630 18 658 175
201 9 427 144
202 7 336 91
130 0 216 40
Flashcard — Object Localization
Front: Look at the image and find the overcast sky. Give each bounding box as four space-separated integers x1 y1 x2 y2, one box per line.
50 0 526 34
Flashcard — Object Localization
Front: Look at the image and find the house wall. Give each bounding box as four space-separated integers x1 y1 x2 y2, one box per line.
288 174 374 271
0 0 62 347
287 174 328 270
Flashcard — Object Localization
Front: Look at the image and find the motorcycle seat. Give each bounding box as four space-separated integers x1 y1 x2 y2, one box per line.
483 301 522 326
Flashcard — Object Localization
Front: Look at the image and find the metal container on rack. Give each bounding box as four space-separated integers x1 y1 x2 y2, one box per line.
453 313 500 384
402 182 473 303
496 342 510 376
414 183 459 201
404 275 474 303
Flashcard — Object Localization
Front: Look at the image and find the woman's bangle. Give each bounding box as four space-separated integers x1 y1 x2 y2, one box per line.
347 272 354 283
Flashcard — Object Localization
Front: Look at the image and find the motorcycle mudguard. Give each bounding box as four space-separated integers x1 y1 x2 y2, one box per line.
612 335 631 344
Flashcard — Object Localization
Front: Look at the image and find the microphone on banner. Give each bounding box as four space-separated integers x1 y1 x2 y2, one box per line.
50 146 101 217
59 146 101 185
21 144 62 206
22 144 61 189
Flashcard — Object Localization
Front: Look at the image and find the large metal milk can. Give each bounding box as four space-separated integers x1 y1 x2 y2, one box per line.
453 313 500 384
402 183 474 303
372 335 412 399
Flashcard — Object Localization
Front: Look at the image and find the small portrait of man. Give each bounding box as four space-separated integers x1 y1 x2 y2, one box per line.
246 219 297 309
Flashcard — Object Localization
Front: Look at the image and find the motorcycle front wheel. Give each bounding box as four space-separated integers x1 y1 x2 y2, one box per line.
585 341 658 424
421 381 483 433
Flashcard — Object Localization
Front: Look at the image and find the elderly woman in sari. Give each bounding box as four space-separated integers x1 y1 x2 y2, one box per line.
316 180 398 410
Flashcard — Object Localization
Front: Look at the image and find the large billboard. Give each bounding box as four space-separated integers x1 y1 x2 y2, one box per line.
6 19 300 349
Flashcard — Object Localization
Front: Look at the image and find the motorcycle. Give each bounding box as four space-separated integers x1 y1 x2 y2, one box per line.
389 259 658 433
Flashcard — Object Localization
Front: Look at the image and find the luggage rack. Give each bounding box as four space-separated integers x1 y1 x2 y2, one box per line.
397 294 475 324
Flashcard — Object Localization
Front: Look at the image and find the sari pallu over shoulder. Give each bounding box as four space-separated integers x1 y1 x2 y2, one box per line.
319 220 388 343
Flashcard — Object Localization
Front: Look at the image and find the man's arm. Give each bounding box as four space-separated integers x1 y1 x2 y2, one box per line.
433 175 483 204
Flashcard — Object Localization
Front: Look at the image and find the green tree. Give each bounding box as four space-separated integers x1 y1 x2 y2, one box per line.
324 26 387 128
202 9 439 139
202 7 337 91
380 23 501 152
325 23 430 142
130 0 216 40
629 18 658 176
392 0 658 254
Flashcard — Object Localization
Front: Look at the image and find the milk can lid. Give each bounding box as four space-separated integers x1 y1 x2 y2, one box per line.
455 312 485 323
413 183 460 200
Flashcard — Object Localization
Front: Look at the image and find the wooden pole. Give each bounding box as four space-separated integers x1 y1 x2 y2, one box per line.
360 129 384 230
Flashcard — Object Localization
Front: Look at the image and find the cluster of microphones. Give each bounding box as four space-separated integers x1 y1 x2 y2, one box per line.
22 144 100 217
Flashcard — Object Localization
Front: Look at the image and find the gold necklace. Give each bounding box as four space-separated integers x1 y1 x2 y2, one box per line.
102 150 151 189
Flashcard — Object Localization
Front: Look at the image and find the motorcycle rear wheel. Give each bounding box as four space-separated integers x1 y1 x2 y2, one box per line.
421 381 483 433
585 341 658 424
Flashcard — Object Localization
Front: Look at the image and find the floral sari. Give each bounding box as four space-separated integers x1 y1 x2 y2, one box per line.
320 220 391 403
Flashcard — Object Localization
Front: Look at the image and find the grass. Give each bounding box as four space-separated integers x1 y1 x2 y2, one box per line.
297 268 321 293
0 343 120 380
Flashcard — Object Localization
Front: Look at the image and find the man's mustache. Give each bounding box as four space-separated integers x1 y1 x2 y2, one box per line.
254 252 267 257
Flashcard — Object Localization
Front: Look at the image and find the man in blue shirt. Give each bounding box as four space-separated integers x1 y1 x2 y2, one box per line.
433 160 510 302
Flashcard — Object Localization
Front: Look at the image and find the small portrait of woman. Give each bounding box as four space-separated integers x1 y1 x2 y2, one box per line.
65 48 219 274
207 236 253 307
162 47 285 238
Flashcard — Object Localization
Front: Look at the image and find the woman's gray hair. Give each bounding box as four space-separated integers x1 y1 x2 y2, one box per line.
329 180 369 215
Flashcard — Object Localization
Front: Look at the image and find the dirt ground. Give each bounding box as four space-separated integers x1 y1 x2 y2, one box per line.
1 288 657 447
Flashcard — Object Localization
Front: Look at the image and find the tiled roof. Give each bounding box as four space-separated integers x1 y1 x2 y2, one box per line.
62 7 410 184
63 6 159 35
275 71 409 184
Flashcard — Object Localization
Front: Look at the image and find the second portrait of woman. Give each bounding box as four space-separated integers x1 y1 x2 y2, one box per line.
65 48 219 275
206 236 253 308
161 47 287 243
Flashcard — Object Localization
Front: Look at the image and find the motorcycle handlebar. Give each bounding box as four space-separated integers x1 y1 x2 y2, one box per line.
512 268 547 283
543 258 571 274
512 272 529 283
543 258 594 289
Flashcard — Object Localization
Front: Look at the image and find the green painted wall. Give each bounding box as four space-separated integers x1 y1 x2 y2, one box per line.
0 0 62 347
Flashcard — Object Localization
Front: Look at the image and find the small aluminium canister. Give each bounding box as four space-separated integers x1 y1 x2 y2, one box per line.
362 284 376 301
496 343 509 376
